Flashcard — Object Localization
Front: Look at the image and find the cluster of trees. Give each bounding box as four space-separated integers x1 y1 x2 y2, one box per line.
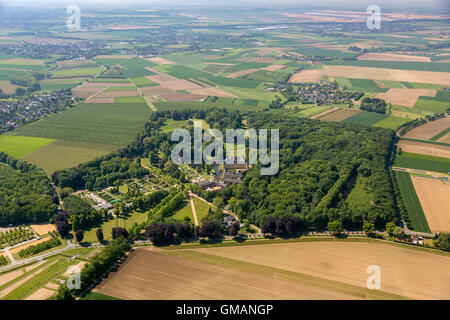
360 97 386 114
228 113 396 230
56 237 131 300
0 255 8 266
261 216 304 236
7 73 45 96
63 196 102 231
146 223 192 244
195 221 220 239
18 237 61 258
112 227 129 240
0 152 57 226
55 212 71 237
436 233 450 251
0 226 34 248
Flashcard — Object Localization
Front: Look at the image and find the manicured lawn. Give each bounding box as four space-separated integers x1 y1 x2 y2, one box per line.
172 201 194 223
395 171 431 233
0 135 54 158
192 198 211 223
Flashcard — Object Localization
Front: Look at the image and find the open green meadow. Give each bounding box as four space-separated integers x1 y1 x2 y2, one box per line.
193 197 211 223
0 135 54 158
395 171 431 233
373 116 409 130
52 67 105 77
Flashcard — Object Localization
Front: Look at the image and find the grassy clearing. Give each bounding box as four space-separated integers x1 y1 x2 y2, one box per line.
172 201 194 222
0 135 54 158
80 292 121 300
395 171 431 233
414 98 449 113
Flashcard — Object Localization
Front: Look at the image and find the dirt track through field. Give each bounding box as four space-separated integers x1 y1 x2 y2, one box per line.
94 248 358 300
195 241 450 300
411 176 450 233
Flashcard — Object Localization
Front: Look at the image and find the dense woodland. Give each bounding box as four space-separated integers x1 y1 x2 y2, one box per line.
0 152 57 226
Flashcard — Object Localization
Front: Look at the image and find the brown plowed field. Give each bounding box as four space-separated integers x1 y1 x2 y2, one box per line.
94 248 358 300
319 108 360 122
397 140 450 159
289 69 324 83
403 117 450 140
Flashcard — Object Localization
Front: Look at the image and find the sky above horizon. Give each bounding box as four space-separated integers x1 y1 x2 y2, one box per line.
0 0 448 10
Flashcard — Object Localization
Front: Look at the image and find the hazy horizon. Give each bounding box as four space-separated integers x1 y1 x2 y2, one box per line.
0 0 448 10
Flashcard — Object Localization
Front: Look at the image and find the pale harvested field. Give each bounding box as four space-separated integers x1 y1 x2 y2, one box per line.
404 117 450 140
357 53 431 62
147 57 174 65
376 89 436 107
411 176 450 233
310 107 339 119
94 54 135 59
319 108 360 122
94 248 356 300
10 237 50 255
160 93 206 101
62 262 87 277
140 86 176 95
397 140 450 159
0 80 21 94
24 288 55 300
82 82 130 87
0 269 23 286
57 60 96 68
289 69 324 83
195 241 450 300
0 58 45 65
30 224 56 236
146 73 202 91
324 65 450 86
226 68 259 78
85 97 114 103
438 132 450 143
188 87 236 98
261 64 287 71
72 90 95 98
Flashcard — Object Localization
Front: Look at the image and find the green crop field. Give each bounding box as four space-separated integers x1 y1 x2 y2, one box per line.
0 135 54 158
81 292 121 300
13 102 151 146
119 58 157 78
115 96 147 103
157 64 211 79
105 86 137 91
395 171 431 233
91 78 130 83
52 67 104 77
21 140 116 175
130 76 158 88
342 111 388 126
347 78 387 92
413 98 449 113
373 116 409 130
154 100 263 111
224 62 270 73
394 152 450 173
